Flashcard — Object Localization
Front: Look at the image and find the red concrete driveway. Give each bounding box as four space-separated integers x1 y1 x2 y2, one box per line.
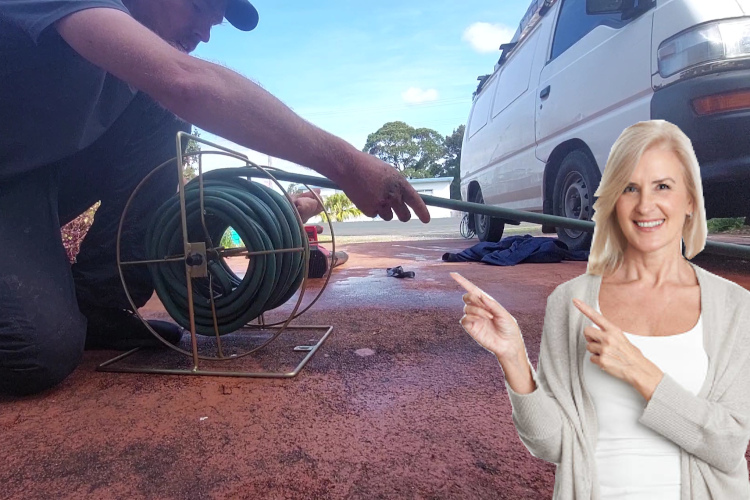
1 238 749 499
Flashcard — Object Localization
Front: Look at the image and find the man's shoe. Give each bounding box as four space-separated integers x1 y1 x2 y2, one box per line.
80 305 184 351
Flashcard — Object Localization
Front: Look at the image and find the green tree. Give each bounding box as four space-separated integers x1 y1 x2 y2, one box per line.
220 228 242 248
182 127 201 181
323 193 363 222
430 125 464 200
363 121 446 179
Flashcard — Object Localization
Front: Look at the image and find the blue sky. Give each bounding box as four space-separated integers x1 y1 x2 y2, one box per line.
193 0 529 173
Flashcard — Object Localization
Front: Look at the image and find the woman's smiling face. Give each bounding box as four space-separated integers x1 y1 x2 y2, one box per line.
615 146 694 257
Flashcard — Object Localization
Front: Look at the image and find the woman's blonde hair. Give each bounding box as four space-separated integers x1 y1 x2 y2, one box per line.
587 120 707 276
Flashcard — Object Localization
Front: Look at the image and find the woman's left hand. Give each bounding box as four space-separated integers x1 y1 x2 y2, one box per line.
573 298 664 401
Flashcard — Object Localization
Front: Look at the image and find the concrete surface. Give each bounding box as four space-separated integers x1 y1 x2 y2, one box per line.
1 238 749 499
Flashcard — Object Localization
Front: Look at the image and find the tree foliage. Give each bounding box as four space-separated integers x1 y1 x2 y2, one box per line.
363 121 464 199
286 183 305 195
322 193 363 222
182 127 201 181
363 121 446 179
431 125 464 199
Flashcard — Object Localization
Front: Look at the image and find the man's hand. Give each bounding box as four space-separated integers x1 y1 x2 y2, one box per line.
291 189 324 223
337 152 431 223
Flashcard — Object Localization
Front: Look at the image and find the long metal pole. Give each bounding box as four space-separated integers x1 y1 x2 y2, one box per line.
249 169 750 261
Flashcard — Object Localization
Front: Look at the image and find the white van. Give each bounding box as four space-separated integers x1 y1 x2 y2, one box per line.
460 0 750 250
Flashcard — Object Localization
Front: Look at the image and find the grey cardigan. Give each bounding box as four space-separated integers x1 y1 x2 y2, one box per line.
507 263 750 499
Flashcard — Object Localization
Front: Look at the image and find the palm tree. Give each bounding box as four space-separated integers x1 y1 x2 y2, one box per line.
323 193 363 222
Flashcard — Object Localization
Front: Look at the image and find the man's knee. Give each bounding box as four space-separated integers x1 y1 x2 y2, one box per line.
0 310 86 396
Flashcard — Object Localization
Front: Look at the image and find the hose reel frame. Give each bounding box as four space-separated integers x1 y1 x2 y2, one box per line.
97 132 336 378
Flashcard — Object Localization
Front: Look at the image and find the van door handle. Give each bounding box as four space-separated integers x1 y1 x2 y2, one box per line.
540 85 551 99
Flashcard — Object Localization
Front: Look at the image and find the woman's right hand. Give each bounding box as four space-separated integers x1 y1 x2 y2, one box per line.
451 272 525 361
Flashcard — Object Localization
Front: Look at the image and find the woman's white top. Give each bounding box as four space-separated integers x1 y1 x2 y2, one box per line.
583 300 708 499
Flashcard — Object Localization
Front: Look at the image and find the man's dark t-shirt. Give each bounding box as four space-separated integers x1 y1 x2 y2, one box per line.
0 0 138 180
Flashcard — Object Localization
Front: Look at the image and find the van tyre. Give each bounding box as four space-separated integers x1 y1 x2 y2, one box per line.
472 187 505 242
552 150 600 252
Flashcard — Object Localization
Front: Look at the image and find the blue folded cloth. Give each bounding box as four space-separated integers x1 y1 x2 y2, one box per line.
442 234 589 266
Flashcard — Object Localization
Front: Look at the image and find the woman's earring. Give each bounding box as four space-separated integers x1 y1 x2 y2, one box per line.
687 213 693 218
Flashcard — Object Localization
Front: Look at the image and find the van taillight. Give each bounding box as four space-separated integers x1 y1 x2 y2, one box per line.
692 89 750 115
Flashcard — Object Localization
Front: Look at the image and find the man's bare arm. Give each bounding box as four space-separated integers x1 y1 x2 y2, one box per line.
55 8 430 222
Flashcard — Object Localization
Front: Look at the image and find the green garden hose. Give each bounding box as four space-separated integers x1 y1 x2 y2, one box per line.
145 167 306 335
142 161 750 338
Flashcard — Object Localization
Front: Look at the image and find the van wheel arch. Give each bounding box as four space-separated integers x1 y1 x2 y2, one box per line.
543 140 598 214
467 182 505 242
548 146 601 252
466 181 481 232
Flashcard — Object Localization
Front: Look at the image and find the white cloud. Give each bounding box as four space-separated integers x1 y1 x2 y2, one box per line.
462 22 515 53
401 87 439 104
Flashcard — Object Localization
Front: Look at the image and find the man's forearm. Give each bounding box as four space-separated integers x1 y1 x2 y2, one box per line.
56 8 431 223
55 8 357 184
163 59 354 182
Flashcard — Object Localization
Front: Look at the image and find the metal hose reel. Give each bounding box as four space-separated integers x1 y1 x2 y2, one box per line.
96 132 750 379
147 168 307 335
98 132 336 378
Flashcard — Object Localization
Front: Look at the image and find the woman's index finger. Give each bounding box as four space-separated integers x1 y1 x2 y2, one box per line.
450 272 482 293
450 273 504 313
450 273 495 300
573 299 614 331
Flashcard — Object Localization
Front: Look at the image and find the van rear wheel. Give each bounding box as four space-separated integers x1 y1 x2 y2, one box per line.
472 188 505 242
552 150 600 252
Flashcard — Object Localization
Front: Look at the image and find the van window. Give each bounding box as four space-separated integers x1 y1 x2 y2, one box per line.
550 0 622 61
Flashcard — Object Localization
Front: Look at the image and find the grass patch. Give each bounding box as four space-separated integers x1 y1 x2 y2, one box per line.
707 217 746 234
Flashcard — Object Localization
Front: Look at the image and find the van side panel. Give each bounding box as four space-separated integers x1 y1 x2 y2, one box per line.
491 33 540 118
462 73 496 203
461 19 550 211
535 8 654 173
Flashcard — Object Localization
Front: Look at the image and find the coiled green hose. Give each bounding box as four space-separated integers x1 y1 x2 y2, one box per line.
145 168 306 335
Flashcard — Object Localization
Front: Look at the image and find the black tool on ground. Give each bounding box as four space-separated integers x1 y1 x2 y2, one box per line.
386 266 415 279
306 225 329 279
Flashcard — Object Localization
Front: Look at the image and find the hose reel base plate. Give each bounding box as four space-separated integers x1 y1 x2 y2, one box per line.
96 324 334 378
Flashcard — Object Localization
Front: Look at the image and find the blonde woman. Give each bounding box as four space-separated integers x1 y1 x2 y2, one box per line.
453 120 750 499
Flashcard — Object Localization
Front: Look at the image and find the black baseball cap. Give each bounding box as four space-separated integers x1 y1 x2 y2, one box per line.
225 0 259 31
